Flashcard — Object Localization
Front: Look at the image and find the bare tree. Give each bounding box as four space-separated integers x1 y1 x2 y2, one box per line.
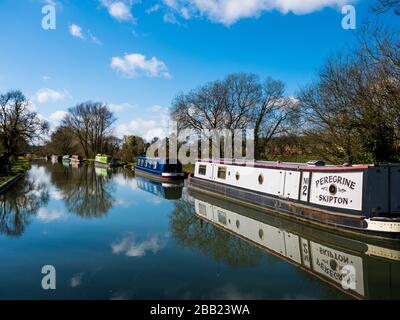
372 0 400 14
63 102 115 158
171 73 296 160
298 38 399 164
253 78 298 158
171 80 228 133
0 90 48 162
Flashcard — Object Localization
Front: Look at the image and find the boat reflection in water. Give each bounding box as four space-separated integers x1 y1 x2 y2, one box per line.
95 166 110 177
71 161 82 169
190 190 400 299
136 175 183 200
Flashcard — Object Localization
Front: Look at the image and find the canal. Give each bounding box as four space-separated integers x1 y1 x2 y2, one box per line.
0 160 398 299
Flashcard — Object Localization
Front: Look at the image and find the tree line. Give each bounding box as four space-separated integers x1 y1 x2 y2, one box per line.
0 0 398 166
170 4 400 164
0 94 146 166
44 103 146 162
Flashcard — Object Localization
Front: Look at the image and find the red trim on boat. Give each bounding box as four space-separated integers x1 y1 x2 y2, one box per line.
196 159 370 171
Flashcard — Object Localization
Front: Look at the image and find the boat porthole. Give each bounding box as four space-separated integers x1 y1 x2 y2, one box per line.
235 172 240 181
258 173 264 185
329 184 337 195
259 229 264 240
236 220 240 229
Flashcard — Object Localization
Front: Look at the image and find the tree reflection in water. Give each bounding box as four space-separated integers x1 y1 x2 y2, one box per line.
48 163 115 218
170 200 263 268
0 162 119 237
0 171 49 237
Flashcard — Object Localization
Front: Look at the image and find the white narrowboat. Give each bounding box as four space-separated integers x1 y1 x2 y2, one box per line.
189 159 400 239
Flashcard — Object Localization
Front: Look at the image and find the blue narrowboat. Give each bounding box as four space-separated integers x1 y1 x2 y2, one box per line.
135 157 185 181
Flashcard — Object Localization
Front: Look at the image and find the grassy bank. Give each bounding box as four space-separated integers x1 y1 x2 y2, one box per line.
11 156 31 173
0 175 16 186
0 156 31 193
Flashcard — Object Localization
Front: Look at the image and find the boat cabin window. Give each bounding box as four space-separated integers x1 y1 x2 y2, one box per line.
153 162 157 169
217 166 227 179
259 228 264 240
235 171 240 181
236 220 240 229
198 165 207 176
217 210 227 225
198 203 207 216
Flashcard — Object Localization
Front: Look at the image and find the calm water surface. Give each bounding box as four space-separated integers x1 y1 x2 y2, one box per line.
0 161 398 300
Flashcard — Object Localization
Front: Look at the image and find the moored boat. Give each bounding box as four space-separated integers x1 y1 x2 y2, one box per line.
70 155 83 163
51 155 61 163
135 157 185 181
95 154 117 167
189 159 400 239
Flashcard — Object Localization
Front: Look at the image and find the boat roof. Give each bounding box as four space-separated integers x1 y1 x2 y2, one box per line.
197 158 372 171
138 156 181 165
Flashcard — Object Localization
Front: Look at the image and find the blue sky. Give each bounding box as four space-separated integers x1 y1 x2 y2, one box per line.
0 0 393 140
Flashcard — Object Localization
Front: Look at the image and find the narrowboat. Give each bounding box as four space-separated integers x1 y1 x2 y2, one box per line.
51 155 61 163
135 157 185 181
70 155 83 163
95 154 117 168
189 159 400 239
190 190 400 299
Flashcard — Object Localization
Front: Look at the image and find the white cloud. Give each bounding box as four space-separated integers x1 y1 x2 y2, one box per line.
113 104 169 141
113 174 139 191
111 53 171 78
34 88 66 103
27 100 37 112
69 24 102 45
37 208 65 223
149 105 165 113
49 110 68 122
164 0 354 25
69 24 85 39
146 4 161 13
115 118 167 141
163 12 182 25
111 233 167 257
41 0 62 8
88 30 103 45
101 0 134 22
108 102 134 112
50 189 64 200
